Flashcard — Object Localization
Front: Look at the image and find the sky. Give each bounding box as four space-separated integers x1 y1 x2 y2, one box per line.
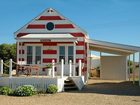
0 0 140 47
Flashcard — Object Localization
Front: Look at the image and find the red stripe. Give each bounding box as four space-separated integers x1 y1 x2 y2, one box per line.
55 24 74 28
43 50 57 54
76 41 85 46
43 42 57 46
27 24 45 29
43 59 57 63
70 33 85 37
38 16 64 20
76 59 84 63
17 33 29 37
19 50 24 54
76 50 85 54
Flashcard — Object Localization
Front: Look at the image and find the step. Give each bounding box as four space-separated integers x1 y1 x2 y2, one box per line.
64 86 78 91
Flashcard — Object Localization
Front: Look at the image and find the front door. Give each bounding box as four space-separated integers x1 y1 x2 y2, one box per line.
58 45 74 75
27 46 42 65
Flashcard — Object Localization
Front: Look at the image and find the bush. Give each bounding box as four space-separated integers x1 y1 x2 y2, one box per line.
0 86 13 95
13 85 37 96
46 84 58 94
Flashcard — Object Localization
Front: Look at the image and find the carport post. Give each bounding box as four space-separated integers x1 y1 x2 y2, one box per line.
139 52 140 86
128 55 131 81
133 53 135 84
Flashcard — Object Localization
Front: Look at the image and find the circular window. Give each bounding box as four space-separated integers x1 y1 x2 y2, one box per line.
46 22 54 31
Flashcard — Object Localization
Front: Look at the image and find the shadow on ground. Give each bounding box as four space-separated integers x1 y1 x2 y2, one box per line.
67 79 140 96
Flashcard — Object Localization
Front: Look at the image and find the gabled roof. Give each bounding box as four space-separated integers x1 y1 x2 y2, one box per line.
14 8 88 38
88 39 140 55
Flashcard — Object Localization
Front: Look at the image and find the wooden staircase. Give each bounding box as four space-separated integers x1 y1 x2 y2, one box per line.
64 78 78 91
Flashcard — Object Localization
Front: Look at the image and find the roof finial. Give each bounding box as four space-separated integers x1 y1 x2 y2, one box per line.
47 8 54 13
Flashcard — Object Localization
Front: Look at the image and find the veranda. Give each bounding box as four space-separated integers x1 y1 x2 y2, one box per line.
0 59 85 92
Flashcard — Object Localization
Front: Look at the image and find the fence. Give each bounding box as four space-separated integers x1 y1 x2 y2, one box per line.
0 59 83 78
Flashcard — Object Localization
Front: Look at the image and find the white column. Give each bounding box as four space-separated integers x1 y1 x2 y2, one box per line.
133 53 135 84
69 60 72 77
73 42 76 76
79 59 82 76
0 59 3 76
86 42 90 82
139 52 140 86
17 41 19 63
61 59 64 78
9 59 12 78
128 55 131 81
52 60 55 78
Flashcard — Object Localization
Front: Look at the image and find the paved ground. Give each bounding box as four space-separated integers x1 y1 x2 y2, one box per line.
0 78 140 105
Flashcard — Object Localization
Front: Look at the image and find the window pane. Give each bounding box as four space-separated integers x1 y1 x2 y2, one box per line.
36 46 41 56
59 46 65 55
27 56 32 64
68 46 73 56
35 46 41 64
35 56 41 64
27 46 33 64
27 46 32 55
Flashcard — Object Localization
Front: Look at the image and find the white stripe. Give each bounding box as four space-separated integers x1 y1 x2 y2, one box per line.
76 46 84 50
42 55 57 58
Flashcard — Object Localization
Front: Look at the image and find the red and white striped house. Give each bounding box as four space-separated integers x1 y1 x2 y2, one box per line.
14 8 140 85
15 8 89 77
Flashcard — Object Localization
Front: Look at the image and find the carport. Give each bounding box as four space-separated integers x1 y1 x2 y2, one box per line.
87 39 140 86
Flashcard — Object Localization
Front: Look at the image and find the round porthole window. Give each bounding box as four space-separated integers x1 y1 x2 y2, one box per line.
46 22 54 31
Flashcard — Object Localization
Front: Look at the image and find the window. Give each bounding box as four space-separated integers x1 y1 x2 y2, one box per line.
27 46 33 64
35 46 41 64
46 22 54 31
68 46 73 62
59 46 65 63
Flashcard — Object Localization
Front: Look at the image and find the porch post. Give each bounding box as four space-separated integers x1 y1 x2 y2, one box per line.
79 60 82 76
9 59 12 78
73 42 76 76
139 52 140 86
52 60 55 78
61 59 64 78
0 59 3 76
17 41 19 64
69 60 72 77
128 55 131 81
133 53 135 84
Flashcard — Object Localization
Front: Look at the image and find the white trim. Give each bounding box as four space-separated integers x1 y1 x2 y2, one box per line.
89 39 140 53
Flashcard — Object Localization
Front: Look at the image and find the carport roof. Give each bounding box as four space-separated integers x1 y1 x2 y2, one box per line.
88 39 140 55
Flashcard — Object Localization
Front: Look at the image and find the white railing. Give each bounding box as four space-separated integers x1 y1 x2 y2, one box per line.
0 59 83 78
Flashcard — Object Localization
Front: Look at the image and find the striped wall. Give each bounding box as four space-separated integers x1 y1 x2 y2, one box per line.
16 8 88 73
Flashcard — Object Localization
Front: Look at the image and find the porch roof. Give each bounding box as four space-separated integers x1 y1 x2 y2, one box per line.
16 34 77 42
88 39 140 55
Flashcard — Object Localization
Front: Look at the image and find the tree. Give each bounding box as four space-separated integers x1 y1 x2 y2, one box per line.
0 43 16 73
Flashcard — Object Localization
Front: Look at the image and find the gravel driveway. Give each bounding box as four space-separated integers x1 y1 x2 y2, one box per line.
0 79 140 105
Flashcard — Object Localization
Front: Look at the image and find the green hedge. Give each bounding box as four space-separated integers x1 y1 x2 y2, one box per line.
46 84 58 94
0 86 13 95
13 85 37 96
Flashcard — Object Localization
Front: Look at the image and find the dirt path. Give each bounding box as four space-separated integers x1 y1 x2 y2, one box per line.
0 79 140 105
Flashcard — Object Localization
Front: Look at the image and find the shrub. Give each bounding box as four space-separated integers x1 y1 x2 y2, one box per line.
0 86 12 95
13 85 37 96
46 84 58 94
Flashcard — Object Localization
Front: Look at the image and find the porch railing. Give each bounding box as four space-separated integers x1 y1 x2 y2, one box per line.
0 59 83 78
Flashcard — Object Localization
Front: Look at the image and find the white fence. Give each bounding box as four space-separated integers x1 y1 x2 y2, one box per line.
0 77 64 92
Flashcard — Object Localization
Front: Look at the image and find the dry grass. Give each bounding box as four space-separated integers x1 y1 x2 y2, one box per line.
0 79 140 105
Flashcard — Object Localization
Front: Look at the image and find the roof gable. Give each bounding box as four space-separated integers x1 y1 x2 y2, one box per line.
15 8 87 38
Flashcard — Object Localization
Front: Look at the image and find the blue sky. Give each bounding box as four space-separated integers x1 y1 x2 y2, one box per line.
0 0 140 47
